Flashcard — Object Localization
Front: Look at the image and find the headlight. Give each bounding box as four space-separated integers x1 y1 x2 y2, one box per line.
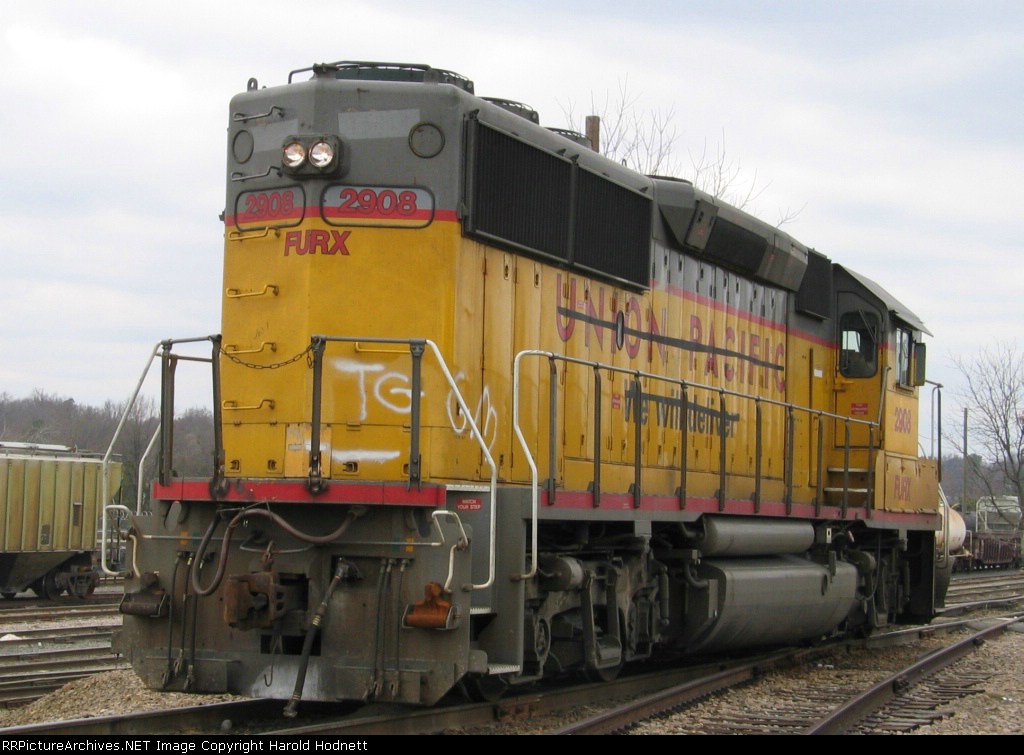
282 141 306 168
281 135 346 176
309 141 336 169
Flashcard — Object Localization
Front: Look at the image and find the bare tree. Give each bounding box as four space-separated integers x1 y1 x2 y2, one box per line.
561 79 801 225
107 395 160 511
688 131 806 226
563 77 682 177
0 389 216 536
947 340 1024 527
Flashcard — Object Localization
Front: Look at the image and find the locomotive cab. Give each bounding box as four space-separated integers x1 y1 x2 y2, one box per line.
830 267 936 514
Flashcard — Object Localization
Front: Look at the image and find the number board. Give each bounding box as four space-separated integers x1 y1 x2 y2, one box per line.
321 186 434 228
235 187 305 230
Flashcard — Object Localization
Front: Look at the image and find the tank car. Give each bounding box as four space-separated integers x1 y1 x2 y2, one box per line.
111 61 951 711
0 442 123 599
954 496 1022 571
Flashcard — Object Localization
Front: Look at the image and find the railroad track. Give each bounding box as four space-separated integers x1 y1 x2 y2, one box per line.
0 661 130 708
0 636 128 708
1 570 1022 733
0 605 120 626
550 615 1024 735
946 570 1024 603
0 621 998 736
0 593 126 709
0 589 121 611
0 652 815 736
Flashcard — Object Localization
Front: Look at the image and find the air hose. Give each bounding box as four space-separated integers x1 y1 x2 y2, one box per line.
282 561 350 718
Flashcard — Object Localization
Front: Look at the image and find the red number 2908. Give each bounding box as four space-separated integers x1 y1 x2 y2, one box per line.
335 188 419 216
243 190 296 217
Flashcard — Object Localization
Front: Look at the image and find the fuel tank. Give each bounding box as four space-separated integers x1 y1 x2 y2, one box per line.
678 554 859 653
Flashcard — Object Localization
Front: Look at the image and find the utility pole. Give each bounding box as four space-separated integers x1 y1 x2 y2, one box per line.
962 407 968 508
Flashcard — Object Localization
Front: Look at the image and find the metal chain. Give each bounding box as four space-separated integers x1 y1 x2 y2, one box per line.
220 343 314 370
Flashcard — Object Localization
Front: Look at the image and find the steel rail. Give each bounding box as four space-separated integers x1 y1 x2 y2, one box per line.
803 615 1023 734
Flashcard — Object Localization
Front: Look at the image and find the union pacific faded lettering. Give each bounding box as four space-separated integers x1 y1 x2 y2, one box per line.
114 61 952 712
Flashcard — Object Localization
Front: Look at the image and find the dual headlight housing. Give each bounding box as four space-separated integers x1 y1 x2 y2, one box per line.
281 135 346 176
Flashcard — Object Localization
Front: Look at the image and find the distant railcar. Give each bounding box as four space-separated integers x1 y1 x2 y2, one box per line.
954 496 1022 571
0 442 123 599
112 61 951 711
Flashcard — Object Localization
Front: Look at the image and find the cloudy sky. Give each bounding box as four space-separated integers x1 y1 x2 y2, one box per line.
1 1 1021 453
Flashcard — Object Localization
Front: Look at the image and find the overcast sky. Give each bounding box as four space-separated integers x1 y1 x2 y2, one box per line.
1 1 1021 455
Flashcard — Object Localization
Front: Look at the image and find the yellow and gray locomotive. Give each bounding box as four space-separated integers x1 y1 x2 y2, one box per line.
114 61 948 708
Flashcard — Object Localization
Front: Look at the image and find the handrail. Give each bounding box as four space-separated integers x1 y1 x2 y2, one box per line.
100 340 160 576
937 485 952 569
136 426 160 512
105 334 497 593
101 336 218 576
512 350 881 581
309 336 498 591
927 380 944 481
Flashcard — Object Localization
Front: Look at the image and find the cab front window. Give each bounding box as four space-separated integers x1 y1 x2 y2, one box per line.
896 326 913 386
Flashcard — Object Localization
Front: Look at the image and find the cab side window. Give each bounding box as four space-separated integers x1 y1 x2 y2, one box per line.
840 311 878 378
